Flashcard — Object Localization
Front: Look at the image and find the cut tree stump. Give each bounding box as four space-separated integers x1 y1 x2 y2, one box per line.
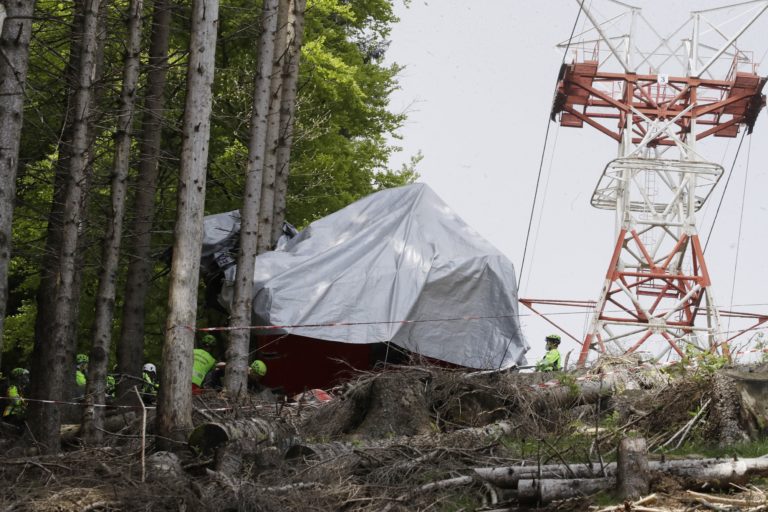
617 437 649 499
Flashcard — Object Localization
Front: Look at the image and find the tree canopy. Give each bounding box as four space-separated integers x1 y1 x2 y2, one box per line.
2 0 417 372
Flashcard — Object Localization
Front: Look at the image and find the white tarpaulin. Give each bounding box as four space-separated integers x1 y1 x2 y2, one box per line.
203 183 528 369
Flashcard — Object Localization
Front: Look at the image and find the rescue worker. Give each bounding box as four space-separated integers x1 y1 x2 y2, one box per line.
536 334 562 372
192 335 217 394
248 359 267 391
75 353 89 389
106 374 117 400
142 363 159 403
3 368 29 420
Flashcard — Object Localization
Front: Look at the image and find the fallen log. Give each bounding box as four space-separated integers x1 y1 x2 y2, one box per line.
188 417 295 455
189 417 296 476
517 477 614 503
475 457 768 489
474 462 609 487
60 411 140 441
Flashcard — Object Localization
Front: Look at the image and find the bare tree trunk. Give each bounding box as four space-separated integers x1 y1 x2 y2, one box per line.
256 0 290 254
82 0 144 445
29 0 84 437
28 0 104 454
0 0 35 370
223 0 278 399
271 0 306 244
117 0 172 400
156 0 219 449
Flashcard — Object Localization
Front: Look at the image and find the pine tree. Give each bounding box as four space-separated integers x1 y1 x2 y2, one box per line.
224 0 279 399
82 0 144 444
156 0 219 447
0 0 36 370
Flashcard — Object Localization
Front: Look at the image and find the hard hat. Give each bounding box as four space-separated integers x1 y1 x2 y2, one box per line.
11 368 29 378
250 359 267 377
76 353 89 365
201 334 216 347
143 363 157 373
545 334 561 344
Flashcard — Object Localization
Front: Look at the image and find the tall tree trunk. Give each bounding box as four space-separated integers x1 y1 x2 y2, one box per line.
29 1 84 434
82 0 144 445
256 0 290 254
117 0 172 400
156 0 218 448
223 0 278 399
28 0 104 453
0 0 36 370
271 0 306 244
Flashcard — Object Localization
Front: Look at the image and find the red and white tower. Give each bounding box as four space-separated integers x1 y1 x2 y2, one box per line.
549 1 767 365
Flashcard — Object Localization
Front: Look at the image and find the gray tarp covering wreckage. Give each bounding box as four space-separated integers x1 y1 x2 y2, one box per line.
201 183 529 369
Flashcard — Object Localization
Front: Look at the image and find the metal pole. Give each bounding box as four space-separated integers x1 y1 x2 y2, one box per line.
695 3 768 77
575 0 634 73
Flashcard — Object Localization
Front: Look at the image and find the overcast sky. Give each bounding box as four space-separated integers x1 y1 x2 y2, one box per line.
385 0 768 363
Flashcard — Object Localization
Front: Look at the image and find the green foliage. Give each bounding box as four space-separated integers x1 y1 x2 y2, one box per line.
556 371 580 398
662 344 729 382
601 410 621 430
751 332 768 363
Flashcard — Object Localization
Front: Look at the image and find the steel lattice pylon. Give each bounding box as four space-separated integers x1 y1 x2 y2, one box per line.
548 0 767 365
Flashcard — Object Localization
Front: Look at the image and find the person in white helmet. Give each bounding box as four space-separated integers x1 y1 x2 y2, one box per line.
141 363 159 403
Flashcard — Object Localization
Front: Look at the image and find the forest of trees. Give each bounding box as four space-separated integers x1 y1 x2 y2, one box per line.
0 0 417 452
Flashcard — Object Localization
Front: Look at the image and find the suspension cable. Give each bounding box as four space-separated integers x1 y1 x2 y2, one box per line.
726 135 752 334
704 130 747 253
516 7 582 291
502 5 583 370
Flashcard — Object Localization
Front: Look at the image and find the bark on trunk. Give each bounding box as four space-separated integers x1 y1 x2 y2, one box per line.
0 0 35 369
271 0 306 243
617 437 649 500
156 0 219 449
28 0 104 454
223 0 278 399
117 0 172 400
256 0 290 254
82 0 144 445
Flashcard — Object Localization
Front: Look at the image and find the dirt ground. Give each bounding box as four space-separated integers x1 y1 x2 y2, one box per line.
2 359 768 511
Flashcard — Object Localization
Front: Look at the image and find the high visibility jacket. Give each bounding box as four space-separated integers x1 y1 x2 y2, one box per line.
76 370 87 388
106 375 116 398
536 349 561 372
192 349 216 386
142 372 159 395
3 385 24 417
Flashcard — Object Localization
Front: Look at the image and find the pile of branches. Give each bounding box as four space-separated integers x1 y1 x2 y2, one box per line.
2 360 768 511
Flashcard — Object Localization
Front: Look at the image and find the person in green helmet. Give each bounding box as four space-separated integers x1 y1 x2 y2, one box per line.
536 334 562 372
248 359 267 391
3 368 29 420
192 334 217 394
75 353 89 388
